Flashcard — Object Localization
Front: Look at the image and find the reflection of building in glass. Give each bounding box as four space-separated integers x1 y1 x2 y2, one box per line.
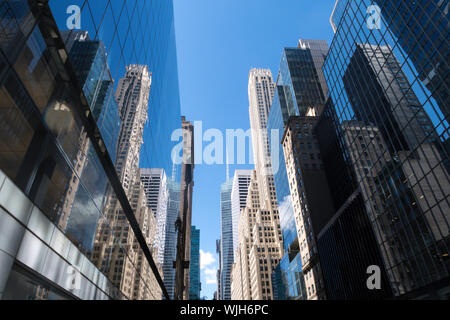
375 0 449 122
189 226 201 300
281 115 335 300
69 39 120 162
0 0 178 300
324 0 449 298
92 65 157 299
268 41 328 300
342 44 450 297
314 101 393 300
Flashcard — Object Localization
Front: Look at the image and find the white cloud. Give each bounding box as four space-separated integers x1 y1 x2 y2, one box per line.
204 268 216 276
204 268 217 285
200 250 216 270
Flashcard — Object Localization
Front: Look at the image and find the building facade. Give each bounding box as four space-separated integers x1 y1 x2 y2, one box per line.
375 0 449 122
281 115 334 300
189 226 201 300
175 117 195 300
248 69 277 209
231 170 253 256
219 178 233 300
68 39 120 163
231 171 283 300
323 0 449 298
267 42 329 300
0 0 181 300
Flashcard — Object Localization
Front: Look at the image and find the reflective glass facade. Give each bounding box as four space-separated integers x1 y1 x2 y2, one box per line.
323 0 449 298
268 46 326 300
68 39 120 163
189 226 201 300
0 0 181 300
219 179 233 300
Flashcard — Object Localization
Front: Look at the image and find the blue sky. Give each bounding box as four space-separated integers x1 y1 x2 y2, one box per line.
173 0 336 299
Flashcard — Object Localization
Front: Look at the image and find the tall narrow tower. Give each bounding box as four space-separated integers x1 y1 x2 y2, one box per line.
93 65 156 299
248 69 277 210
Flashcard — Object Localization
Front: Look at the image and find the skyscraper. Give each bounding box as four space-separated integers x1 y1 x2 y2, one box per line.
175 116 195 300
92 65 154 299
248 69 277 209
231 170 283 300
281 115 335 300
216 239 222 300
267 41 329 300
375 0 449 122
68 38 120 162
323 0 449 298
229 68 286 301
219 177 233 300
189 226 201 300
0 0 180 300
231 170 253 256
141 167 179 299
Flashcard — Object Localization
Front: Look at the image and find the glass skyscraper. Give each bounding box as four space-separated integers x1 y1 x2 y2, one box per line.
375 0 449 122
323 0 449 299
0 0 181 300
68 39 120 163
219 178 233 300
189 226 201 300
268 43 328 300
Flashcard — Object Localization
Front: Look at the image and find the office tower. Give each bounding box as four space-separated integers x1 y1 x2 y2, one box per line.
343 44 450 296
141 168 166 216
60 30 89 52
248 69 277 210
267 42 329 300
231 171 283 300
281 115 335 300
161 179 181 299
324 0 449 298
68 38 120 163
375 0 449 122
313 100 393 300
0 0 180 300
231 170 253 255
175 117 195 300
141 168 179 299
297 40 330 100
189 226 201 300
219 177 233 300
216 239 222 300
92 65 153 299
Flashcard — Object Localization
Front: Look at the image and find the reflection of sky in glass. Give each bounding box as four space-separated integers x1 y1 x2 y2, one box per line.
49 0 182 182
325 0 448 138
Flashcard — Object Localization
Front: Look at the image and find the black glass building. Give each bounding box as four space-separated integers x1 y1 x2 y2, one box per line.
324 0 449 299
375 0 449 123
0 0 181 300
189 226 201 300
